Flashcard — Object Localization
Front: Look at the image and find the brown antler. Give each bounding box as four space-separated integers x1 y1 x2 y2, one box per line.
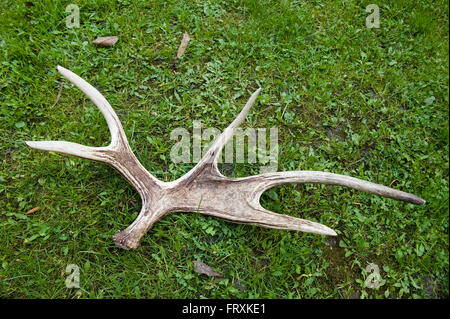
26 66 426 249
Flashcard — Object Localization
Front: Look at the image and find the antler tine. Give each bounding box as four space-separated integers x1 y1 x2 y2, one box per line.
210 88 261 164
199 203 338 236
25 66 128 159
26 66 163 187
249 209 338 236
209 88 262 163
171 88 261 186
194 89 261 170
247 171 426 205
55 65 126 148
24 140 111 162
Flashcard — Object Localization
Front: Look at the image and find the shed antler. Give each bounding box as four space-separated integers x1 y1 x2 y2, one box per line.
26 66 426 249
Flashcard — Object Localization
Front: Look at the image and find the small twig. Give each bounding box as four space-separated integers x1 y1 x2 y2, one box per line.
176 31 190 58
51 84 63 108
389 179 398 187
25 206 40 215
297 274 313 280
348 157 364 167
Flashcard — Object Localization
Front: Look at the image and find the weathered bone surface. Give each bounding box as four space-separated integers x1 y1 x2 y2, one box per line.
26 66 426 249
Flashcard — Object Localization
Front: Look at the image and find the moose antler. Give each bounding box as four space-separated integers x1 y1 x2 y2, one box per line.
26 66 426 249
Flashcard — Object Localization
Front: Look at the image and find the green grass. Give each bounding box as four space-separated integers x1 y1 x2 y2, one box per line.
0 0 448 298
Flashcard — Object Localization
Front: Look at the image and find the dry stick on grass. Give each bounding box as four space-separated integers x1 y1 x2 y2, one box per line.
193 261 223 278
25 206 40 215
51 83 63 108
176 32 190 58
26 66 426 249
92 36 119 47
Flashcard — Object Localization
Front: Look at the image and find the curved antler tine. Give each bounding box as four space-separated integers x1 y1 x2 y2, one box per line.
27 66 163 194
250 171 426 205
202 88 261 165
55 66 126 148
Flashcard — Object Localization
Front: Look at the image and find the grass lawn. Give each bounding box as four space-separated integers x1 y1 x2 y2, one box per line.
0 0 448 298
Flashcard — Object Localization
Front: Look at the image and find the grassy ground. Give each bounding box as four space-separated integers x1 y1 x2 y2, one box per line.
0 0 448 298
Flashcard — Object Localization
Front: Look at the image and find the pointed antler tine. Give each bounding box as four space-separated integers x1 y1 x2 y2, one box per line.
203 88 261 165
227 88 262 131
55 65 126 148
178 88 261 182
252 208 338 236
24 140 109 162
250 171 426 205
25 66 132 162
201 204 337 236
